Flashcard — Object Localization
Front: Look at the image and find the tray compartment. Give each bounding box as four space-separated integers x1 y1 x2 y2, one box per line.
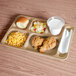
1 28 29 48
10 15 33 30
29 18 50 34
24 33 60 56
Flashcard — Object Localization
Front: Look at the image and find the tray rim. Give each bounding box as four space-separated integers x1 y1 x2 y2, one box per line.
1 15 74 60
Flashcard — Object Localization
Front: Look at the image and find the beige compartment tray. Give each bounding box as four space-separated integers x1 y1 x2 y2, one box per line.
1 15 74 60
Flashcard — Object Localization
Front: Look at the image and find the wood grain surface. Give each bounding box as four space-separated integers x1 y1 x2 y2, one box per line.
0 0 76 76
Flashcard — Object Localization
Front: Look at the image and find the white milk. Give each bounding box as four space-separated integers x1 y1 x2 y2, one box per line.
47 16 65 35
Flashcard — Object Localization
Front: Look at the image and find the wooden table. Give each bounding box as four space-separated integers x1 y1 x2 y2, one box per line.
0 0 76 76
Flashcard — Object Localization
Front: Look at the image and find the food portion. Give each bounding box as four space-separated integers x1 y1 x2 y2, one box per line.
5 32 27 47
16 17 29 29
32 36 44 49
30 21 47 33
39 37 56 53
31 36 56 53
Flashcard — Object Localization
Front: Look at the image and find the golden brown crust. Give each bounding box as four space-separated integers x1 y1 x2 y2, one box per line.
32 36 44 49
16 17 28 23
32 36 56 52
39 37 56 53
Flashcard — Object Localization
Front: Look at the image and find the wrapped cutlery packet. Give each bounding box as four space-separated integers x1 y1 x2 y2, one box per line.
58 28 72 54
1 15 74 59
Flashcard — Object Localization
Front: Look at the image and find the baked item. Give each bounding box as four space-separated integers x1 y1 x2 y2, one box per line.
5 32 27 47
16 17 29 29
30 21 47 33
32 36 44 49
39 37 56 52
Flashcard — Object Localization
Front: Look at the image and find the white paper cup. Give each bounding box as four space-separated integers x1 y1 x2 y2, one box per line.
47 16 65 35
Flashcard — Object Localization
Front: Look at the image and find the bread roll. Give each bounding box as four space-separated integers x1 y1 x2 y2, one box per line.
16 17 29 29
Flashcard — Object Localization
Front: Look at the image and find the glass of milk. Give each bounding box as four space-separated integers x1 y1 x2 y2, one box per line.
47 16 65 35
